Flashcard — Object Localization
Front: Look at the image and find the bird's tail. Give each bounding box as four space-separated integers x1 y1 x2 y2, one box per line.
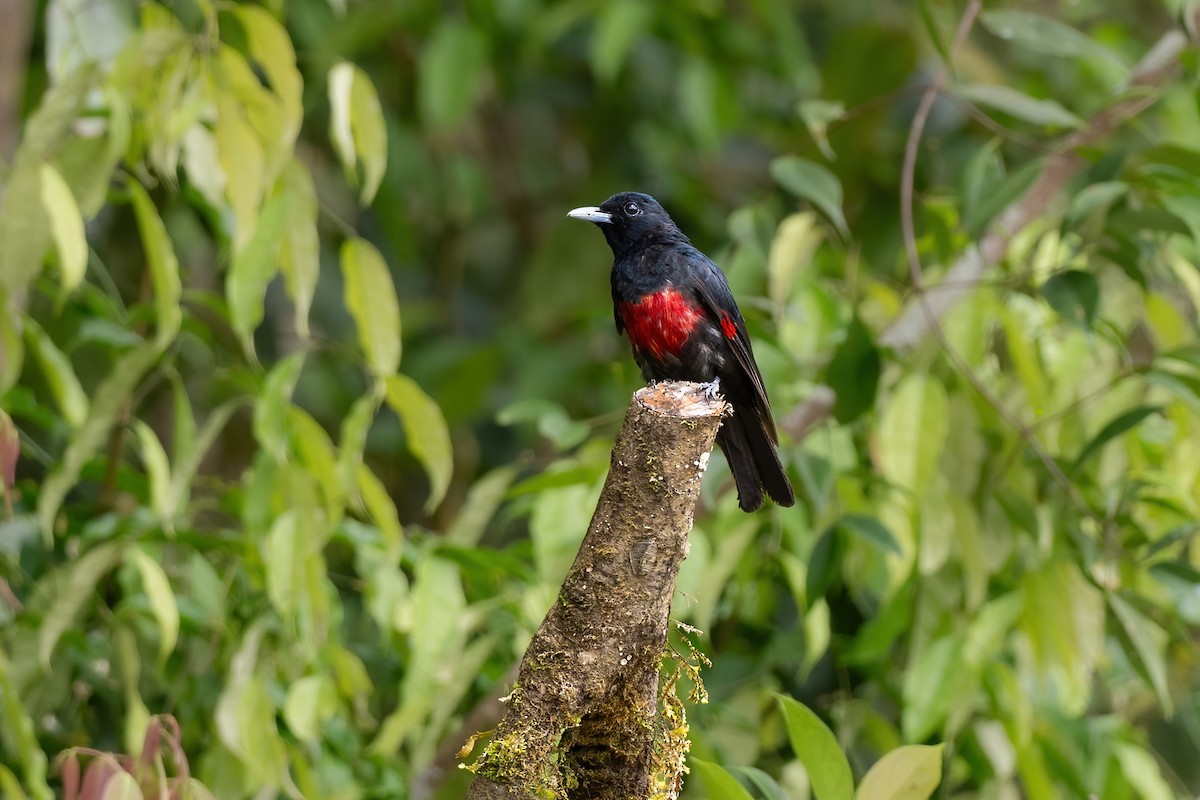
716 409 795 512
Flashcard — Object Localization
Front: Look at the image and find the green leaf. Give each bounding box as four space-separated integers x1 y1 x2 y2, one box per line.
357 464 403 561
0 652 52 800
689 758 756 800
875 375 949 496
446 465 519 546
36 342 163 542
981 10 1125 66
775 694 854 800
590 0 651 83
275 159 319 339
1108 593 1173 715
264 511 302 615
728 766 790 800
901 633 967 742
213 95 265 253
839 514 902 556
283 674 337 743
1040 269 1100 329
127 181 182 344
341 238 401 378
182 124 228 211
37 541 122 664
825 314 880 423
679 56 720 151
855 745 944 800
0 305 23 394
955 84 1083 129
1112 743 1174 800
227 194 290 356
770 155 849 239
128 546 180 665
166 400 242 520
418 21 488 129
132 420 171 523
338 391 381 497
1070 406 1160 475
23 318 88 427
806 526 844 605
798 99 845 162
289 407 344 521
0 160 51 297
0 411 17 515
232 6 303 139
38 162 88 295
253 352 305 463
327 63 388 205
385 374 451 513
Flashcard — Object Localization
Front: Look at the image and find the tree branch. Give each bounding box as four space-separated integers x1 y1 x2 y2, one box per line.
880 16 1196 350
464 381 726 800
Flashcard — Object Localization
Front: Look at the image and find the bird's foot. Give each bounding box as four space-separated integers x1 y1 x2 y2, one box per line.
701 377 722 399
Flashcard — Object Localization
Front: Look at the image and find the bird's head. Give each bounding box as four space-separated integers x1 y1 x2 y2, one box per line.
567 192 679 257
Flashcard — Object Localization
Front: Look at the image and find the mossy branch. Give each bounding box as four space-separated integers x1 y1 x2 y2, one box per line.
464 381 726 800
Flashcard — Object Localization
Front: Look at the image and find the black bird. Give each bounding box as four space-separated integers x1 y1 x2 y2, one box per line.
568 192 795 512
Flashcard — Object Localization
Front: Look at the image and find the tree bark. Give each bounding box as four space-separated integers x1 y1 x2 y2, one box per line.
465 381 726 800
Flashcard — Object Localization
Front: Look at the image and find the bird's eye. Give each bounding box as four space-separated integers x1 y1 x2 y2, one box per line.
623 202 641 216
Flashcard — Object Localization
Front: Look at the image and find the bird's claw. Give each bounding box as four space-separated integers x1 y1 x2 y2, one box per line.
701 377 722 399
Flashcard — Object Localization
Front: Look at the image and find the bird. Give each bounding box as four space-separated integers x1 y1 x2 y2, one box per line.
568 191 795 512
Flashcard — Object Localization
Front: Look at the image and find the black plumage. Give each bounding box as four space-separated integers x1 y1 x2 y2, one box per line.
568 192 795 512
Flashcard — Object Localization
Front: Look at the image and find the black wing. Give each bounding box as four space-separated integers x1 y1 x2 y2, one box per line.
680 248 778 440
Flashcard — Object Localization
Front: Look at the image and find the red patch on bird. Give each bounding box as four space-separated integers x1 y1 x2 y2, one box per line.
719 311 737 339
620 288 703 360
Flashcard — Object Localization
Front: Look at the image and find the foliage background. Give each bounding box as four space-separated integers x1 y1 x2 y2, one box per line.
1 0 1199 797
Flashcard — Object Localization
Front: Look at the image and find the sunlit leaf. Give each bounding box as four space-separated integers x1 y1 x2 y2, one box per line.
0 305 23 395
418 21 488 129
0 411 17 515
327 62 388 205
132 419 171 523
357 463 404 562
338 392 380 496
855 744 943 800
227 194 290 356
956 84 1083 129
689 758 756 800
38 162 88 295
1108 593 1173 715
446 465 519 546
213 96 265 252
341 238 401 378
875 375 948 495
775 694 854 800
275 159 319 339
902 633 965 742
37 541 121 664
23 318 88 428
1113 743 1174 800
283 674 337 743
289 407 343 521
770 155 849 239
232 6 303 138
127 181 182 343
0 160 51 297
128 546 180 665
384 374 451 513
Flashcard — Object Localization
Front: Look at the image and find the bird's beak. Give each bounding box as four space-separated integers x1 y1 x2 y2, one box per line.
567 206 612 224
